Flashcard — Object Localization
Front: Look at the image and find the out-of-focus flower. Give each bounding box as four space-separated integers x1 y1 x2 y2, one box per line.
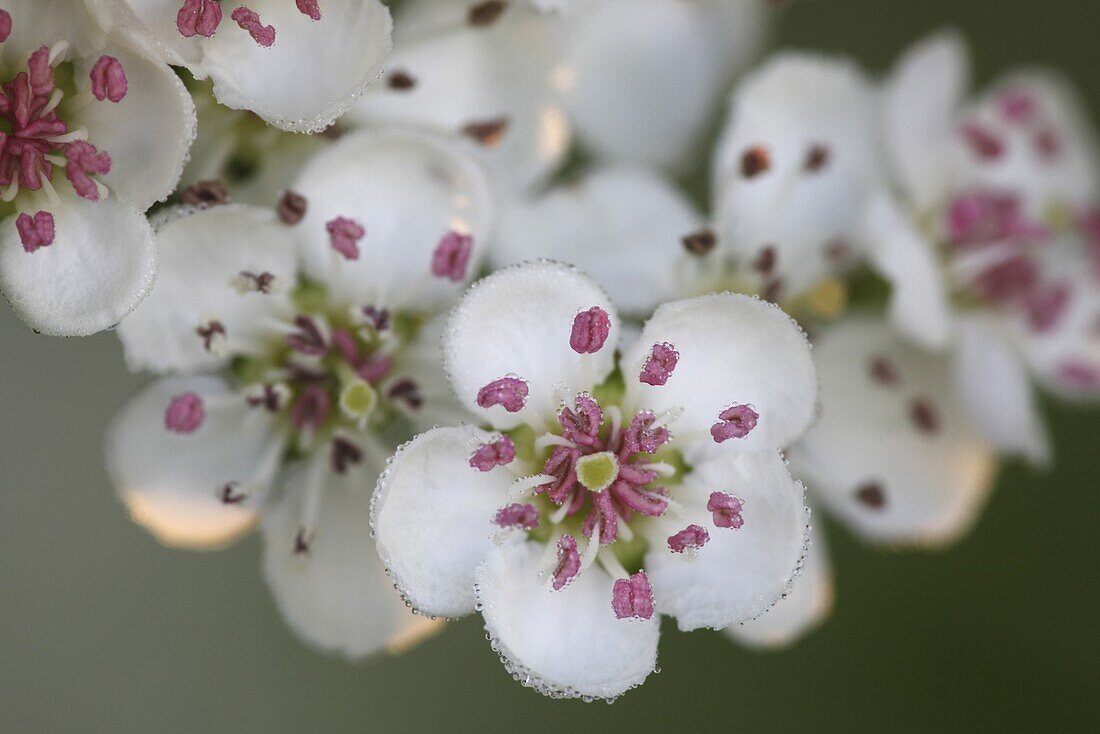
101 0 392 131
371 261 816 699
105 129 494 656
0 0 195 335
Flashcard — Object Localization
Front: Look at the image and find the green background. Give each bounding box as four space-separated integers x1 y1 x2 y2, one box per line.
2 1 1098 730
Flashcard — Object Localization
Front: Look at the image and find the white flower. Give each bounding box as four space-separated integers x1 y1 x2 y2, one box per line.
0 0 195 335
371 261 816 699
105 129 494 657
102 0 392 132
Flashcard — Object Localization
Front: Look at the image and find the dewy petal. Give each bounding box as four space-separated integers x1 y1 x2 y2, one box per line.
105 374 284 550
712 52 883 295
861 192 952 349
2 0 108 60
262 453 441 659
621 293 816 457
348 0 568 192
787 318 999 547
198 0 393 132
117 205 297 373
371 426 512 618
643 451 808 631
292 129 493 313
559 0 768 171
73 39 197 211
954 316 1051 465
0 195 156 336
493 166 718 317
476 539 660 700
725 518 833 648
443 262 620 431
882 30 969 209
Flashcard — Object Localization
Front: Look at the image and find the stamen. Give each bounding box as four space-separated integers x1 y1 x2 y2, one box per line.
277 190 307 224
470 436 517 472
15 211 55 252
431 230 473 282
468 1 508 27
231 7 276 47
909 398 940 435
476 377 528 412
165 392 205 433
803 143 830 172
89 56 127 103
387 69 417 91
290 385 331 432
534 433 577 452
710 404 759 443
752 245 777 276
387 379 423 410
855 481 886 509
1059 361 1099 388
296 0 321 20
869 355 901 386
41 89 63 116
999 90 1036 123
219 481 248 505
551 535 581 590
707 491 745 529
639 342 679 386
177 0 223 38
569 307 611 354
740 145 771 178
511 474 555 497
245 383 289 412
326 216 364 260
667 524 709 554
494 503 539 530
461 117 509 147
232 270 279 294
681 228 716 256
360 306 390 332
0 10 10 43
611 571 654 620
196 320 228 354
330 436 363 474
180 179 231 208
64 141 111 201
960 121 1005 161
286 315 329 355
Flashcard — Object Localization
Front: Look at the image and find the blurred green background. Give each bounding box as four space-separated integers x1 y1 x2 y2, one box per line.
3 0 1099 730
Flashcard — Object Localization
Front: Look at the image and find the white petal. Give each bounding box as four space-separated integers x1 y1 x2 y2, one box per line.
493 166 715 317
862 192 952 349
476 539 659 700
621 293 816 457
560 0 767 170
645 451 809 631
0 196 156 336
105 374 284 550
199 0 393 132
104 0 206 66
712 52 883 295
882 30 969 209
387 313 475 433
787 317 998 547
74 40 197 211
371 426 510 618
724 518 833 648
443 261 620 430
292 129 494 313
2 0 107 59
955 316 1050 465
349 0 569 191
261 454 442 659
116 205 298 373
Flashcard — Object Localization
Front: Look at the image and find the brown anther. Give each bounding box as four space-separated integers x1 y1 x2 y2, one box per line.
330 437 364 475
238 270 276 294
388 379 423 410
468 0 507 26
246 384 283 412
803 143 830 172
387 69 417 90
320 122 343 141
855 482 886 509
681 228 716 256
910 398 940 435
740 146 771 178
277 190 308 224
462 116 510 147
180 179 230 207
824 239 851 263
362 306 391 332
220 482 246 505
762 278 784 304
753 245 777 276
293 528 312 555
196 320 226 352
869 356 901 387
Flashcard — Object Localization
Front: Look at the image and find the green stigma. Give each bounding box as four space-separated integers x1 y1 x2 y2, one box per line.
575 451 619 492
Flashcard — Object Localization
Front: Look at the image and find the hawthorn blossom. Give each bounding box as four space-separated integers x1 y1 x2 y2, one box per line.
371 261 816 698
105 129 493 656
103 0 393 131
0 0 195 335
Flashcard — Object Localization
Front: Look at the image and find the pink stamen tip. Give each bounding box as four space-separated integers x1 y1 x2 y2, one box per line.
290 385 331 431
946 191 1048 247
362 306 390 331
493 503 539 530
999 90 1037 123
165 392 205 433
667 524 709 554
972 255 1039 303
476 377 528 413
639 342 679 386
431 230 473 282
387 378 424 411
357 354 393 384
539 445 580 505
296 0 322 21
551 535 581 591
15 211 55 252
326 216 364 260
89 56 127 103
570 307 611 354
330 437 363 475
28 46 54 97
231 6 276 47
622 411 669 455
710 404 759 443
960 121 1005 161
470 436 517 472
64 141 111 201
558 394 603 446
285 315 328 355
611 571 654 620
176 0 223 38
707 491 745 529
1059 360 1100 389
1035 128 1061 160
0 10 11 43
1025 283 1072 333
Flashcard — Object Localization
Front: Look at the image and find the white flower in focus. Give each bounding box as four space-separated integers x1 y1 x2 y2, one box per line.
102 0 392 132
105 129 494 656
371 261 816 699
0 0 195 335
